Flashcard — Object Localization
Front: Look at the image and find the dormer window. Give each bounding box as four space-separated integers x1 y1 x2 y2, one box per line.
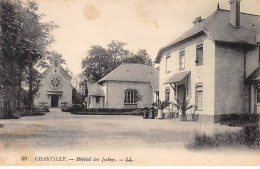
54 60 58 67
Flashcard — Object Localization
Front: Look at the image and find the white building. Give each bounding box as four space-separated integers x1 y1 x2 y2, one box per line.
155 0 260 122
86 63 159 109
34 55 74 108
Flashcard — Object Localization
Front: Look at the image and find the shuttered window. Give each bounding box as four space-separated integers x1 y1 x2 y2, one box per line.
166 55 171 73
195 86 203 110
179 51 185 70
165 89 170 101
196 44 203 66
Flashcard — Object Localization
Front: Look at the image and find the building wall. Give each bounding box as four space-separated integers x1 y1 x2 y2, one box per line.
102 82 108 108
159 34 215 116
214 44 248 115
103 81 154 109
250 85 255 114
89 96 104 108
246 46 259 78
246 47 259 114
34 66 73 107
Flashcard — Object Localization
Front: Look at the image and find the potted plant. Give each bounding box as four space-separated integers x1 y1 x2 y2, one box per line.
172 99 193 121
155 100 170 119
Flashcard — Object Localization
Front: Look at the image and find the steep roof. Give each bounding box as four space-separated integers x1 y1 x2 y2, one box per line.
155 9 260 63
40 66 72 80
98 63 159 91
87 82 105 96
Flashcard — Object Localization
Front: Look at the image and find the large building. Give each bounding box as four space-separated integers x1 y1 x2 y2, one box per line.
86 63 159 109
155 0 260 122
34 55 74 108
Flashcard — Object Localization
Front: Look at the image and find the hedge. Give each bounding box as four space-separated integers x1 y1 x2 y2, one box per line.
219 113 259 127
67 107 142 116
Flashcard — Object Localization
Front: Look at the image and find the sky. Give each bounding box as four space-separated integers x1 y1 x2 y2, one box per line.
36 0 260 75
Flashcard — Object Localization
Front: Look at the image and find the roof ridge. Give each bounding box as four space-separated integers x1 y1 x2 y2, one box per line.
218 8 260 17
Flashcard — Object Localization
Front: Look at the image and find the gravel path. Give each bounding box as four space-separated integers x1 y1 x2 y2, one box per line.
0 109 258 165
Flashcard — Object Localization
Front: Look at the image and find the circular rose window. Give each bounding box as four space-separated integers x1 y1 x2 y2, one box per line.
49 75 63 90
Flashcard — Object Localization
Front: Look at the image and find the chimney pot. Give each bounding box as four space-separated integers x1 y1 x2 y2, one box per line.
193 16 204 25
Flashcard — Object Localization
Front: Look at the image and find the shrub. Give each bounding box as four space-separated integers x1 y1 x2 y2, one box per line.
21 111 45 116
61 105 84 113
71 108 140 115
187 124 260 149
220 113 258 127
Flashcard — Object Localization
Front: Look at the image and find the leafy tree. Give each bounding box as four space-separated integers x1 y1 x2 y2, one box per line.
82 40 153 82
0 0 58 114
123 49 153 65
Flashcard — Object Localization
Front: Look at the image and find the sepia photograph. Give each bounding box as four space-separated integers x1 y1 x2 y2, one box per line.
0 0 259 166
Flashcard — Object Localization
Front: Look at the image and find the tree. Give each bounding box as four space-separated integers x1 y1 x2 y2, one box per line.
0 0 58 114
123 49 153 65
81 40 153 82
82 45 110 82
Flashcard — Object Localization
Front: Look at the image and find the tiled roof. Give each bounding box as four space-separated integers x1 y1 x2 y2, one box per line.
155 9 260 63
98 63 159 91
87 82 105 96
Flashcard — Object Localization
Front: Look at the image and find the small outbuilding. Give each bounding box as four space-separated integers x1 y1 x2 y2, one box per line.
86 63 159 109
86 82 105 108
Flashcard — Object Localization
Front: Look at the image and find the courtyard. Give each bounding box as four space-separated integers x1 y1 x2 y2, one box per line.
0 109 259 165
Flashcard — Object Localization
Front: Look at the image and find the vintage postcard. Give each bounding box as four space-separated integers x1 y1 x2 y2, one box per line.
0 0 259 166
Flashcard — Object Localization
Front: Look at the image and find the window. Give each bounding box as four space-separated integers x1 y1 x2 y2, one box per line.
179 50 185 70
50 77 61 88
196 44 203 66
195 86 203 110
54 60 58 67
156 91 159 102
124 90 137 104
165 89 170 101
166 55 171 73
96 96 100 104
257 88 260 103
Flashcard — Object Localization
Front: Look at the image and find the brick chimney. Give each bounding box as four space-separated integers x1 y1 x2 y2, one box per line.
229 0 241 28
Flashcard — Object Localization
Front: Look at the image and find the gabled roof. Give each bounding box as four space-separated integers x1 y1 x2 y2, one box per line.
98 63 159 91
40 66 72 80
245 66 260 82
155 9 260 63
87 82 105 96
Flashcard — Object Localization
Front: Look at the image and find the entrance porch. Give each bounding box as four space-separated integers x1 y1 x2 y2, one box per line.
47 91 63 108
